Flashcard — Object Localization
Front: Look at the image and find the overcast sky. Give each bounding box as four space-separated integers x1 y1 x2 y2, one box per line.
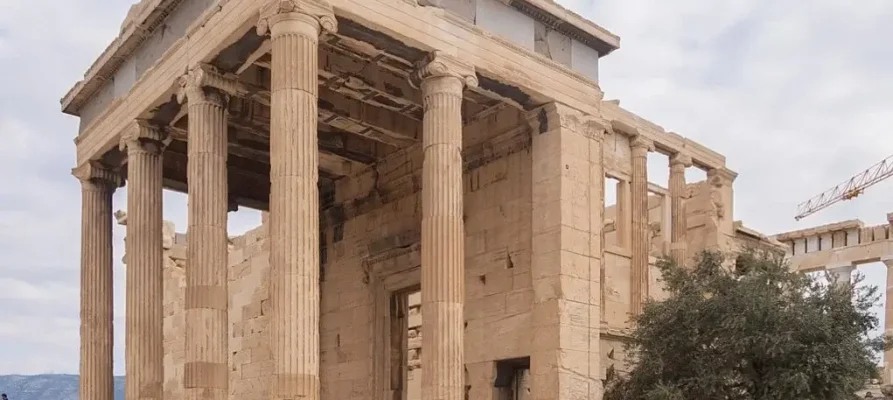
0 0 891 376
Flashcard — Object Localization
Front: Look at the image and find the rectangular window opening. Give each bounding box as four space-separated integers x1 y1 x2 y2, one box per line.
390 287 422 400
494 357 531 400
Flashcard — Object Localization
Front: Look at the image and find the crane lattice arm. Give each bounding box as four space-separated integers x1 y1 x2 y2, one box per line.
795 154 893 221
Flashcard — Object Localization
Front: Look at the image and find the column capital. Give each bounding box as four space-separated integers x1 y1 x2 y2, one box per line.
670 153 693 168
411 50 478 89
257 0 337 37
630 135 654 153
119 120 169 155
72 161 122 188
527 102 606 140
176 64 233 106
707 167 738 184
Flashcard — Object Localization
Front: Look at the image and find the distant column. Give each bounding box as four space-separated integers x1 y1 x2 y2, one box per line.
630 135 653 316
827 263 855 287
884 258 893 385
669 153 692 266
257 1 336 400
120 121 167 400
412 50 477 400
177 66 230 400
73 162 120 400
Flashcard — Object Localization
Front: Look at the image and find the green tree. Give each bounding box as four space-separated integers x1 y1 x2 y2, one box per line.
605 250 885 400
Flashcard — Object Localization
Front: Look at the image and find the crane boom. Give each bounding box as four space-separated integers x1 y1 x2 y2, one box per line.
795 154 893 221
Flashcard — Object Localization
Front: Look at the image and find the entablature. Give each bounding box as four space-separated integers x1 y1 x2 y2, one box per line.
70 0 609 166
601 99 728 171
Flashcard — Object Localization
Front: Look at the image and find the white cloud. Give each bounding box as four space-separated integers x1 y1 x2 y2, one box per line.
0 0 891 376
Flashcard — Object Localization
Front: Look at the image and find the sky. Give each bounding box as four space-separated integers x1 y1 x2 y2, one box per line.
0 0 891 376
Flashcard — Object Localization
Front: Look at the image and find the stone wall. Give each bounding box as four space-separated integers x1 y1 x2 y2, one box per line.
155 105 773 398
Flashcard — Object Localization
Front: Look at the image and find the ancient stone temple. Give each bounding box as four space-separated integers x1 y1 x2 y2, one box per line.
63 1 782 399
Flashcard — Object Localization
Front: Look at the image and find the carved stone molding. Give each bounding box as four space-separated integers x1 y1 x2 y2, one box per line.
669 153 692 168
175 64 234 106
411 50 478 89
256 0 337 37
72 161 122 187
527 102 605 139
119 120 169 155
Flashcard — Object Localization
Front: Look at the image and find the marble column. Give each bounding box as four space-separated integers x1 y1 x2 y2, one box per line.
120 122 167 400
257 1 336 399
827 263 855 288
669 153 691 266
884 258 893 385
412 51 477 400
177 67 230 400
630 135 653 316
73 162 120 400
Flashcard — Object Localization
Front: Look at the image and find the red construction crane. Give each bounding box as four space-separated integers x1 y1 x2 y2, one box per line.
794 154 893 221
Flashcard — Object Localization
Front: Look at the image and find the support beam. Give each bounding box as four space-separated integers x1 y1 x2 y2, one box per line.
169 126 368 177
630 135 654 316
413 50 476 400
120 121 167 400
73 162 120 400
257 1 336 399
177 67 230 400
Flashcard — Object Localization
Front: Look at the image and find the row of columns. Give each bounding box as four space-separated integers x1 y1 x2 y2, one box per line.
627 133 693 315
74 2 474 400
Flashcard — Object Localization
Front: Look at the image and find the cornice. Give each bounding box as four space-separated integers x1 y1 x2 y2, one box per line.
60 0 186 115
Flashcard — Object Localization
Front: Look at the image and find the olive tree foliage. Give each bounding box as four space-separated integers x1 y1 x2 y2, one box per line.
604 250 886 400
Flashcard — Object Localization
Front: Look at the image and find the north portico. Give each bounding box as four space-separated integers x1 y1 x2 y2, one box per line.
64 1 770 400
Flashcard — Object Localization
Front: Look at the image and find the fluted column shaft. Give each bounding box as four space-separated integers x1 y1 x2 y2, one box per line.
630 137 652 316
179 72 229 400
414 51 476 400
74 163 119 400
669 154 691 266
122 123 166 400
258 2 336 399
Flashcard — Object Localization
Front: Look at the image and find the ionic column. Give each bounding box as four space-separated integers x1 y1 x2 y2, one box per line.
177 67 230 400
73 162 120 400
120 122 167 400
883 258 893 385
412 51 477 400
669 153 692 266
630 135 653 316
257 2 336 399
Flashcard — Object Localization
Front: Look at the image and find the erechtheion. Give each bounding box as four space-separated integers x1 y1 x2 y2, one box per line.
64 1 794 400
